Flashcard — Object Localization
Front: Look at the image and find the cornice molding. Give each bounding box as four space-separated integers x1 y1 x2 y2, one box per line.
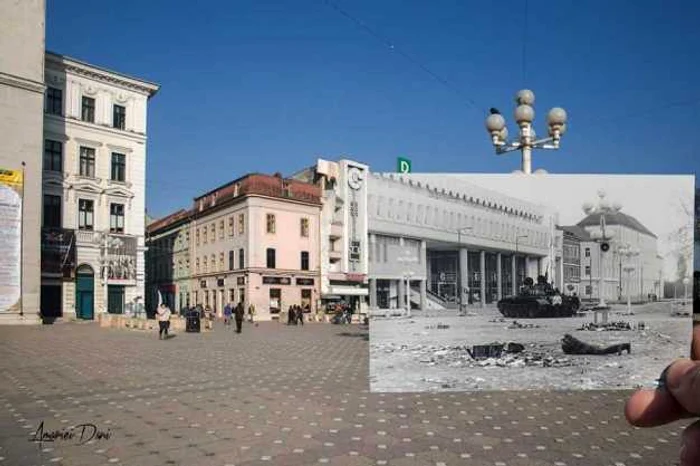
47 115 148 143
0 71 45 94
74 137 104 148
44 131 70 143
106 144 134 153
45 54 159 97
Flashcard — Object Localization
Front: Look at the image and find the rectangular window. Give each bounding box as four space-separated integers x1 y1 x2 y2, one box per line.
81 96 95 122
196 258 200 274
113 104 126 130
585 265 591 276
585 247 590 258
228 250 234 271
300 251 309 271
219 220 224 239
239 248 245 269
203 226 208 244
203 256 208 273
79 147 96 178
300 217 309 237
229 289 235 303
196 228 200 245
110 203 125 233
43 140 63 172
46 87 63 115
266 248 276 268
111 153 126 181
43 194 61 228
219 252 224 271
78 199 94 230
585 285 592 296
238 213 245 234
266 213 276 234
228 216 234 236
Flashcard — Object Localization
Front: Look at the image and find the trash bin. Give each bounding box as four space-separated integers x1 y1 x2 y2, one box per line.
186 311 201 333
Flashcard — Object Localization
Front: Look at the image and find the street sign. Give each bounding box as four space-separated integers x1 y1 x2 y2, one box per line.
397 157 411 174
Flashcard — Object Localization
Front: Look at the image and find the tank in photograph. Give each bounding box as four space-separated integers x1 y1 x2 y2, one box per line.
497 276 580 318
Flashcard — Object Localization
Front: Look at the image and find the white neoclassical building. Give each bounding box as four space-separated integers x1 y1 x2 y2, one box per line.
367 173 559 310
41 52 159 319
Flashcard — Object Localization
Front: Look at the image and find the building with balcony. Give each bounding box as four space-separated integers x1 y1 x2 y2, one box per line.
147 173 322 320
145 209 192 314
291 159 370 312
557 225 588 296
0 0 45 322
40 52 159 319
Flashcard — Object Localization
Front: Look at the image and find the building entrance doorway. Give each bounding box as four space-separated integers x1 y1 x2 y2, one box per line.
41 283 63 317
75 264 95 320
107 285 125 314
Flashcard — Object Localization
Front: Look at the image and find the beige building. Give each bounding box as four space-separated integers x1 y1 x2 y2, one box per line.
0 0 46 323
41 52 159 319
148 173 323 321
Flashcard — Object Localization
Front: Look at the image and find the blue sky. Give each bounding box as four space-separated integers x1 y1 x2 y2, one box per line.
46 0 700 218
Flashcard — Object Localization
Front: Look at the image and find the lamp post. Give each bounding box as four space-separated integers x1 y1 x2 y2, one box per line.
515 234 528 290
683 276 690 304
397 248 419 317
582 191 620 310
456 226 473 314
619 244 639 314
485 89 568 174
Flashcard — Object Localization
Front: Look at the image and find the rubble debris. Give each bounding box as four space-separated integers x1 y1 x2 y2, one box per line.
508 320 541 329
561 334 631 356
671 310 691 317
506 342 525 353
578 321 632 331
424 323 451 330
467 343 504 360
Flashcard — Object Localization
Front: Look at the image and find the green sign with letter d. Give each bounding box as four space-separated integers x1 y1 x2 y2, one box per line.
397 157 412 174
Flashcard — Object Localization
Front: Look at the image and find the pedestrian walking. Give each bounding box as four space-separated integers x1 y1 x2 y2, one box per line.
287 305 296 325
296 305 304 326
223 302 232 327
248 303 255 323
234 302 244 333
156 303 171 340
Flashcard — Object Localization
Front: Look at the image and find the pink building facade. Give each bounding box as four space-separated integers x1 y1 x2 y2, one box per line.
186 174 322 321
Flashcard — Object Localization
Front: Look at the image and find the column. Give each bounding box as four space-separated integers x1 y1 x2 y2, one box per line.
496 252 503 301
419 279 427 311
369 278 377 309
459 248 468 308
397 278 405 310
511 255 517 295
479 250 486 308
537 257 542 277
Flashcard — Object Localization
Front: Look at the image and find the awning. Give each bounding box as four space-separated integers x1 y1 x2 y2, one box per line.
327 285 368 296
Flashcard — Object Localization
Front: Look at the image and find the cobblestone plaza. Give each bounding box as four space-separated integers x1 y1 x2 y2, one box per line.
0 322 690 465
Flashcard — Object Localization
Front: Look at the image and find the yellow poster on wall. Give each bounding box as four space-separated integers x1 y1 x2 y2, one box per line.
0 167 22 313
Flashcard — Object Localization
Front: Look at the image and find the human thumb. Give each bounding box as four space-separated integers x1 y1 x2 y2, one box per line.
667 360 700 416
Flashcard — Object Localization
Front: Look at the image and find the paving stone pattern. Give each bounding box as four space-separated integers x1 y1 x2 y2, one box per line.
0 322 689 466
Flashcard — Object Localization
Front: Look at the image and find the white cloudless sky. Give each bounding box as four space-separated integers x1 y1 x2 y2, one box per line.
406 174 694 281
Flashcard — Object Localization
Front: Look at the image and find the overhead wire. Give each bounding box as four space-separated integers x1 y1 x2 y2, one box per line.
323 0 487 116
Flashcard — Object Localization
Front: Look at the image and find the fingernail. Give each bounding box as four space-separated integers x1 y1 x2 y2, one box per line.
656 364 672 391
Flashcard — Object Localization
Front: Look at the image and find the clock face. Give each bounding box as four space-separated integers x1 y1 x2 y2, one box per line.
348 167 364 190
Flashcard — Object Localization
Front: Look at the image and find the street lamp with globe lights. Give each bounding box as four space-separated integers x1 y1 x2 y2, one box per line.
582 191 620 311
485 89 568 175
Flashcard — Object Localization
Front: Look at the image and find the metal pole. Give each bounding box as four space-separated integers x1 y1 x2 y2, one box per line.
521 124 532 174
626 270 631 314
19 161 25 317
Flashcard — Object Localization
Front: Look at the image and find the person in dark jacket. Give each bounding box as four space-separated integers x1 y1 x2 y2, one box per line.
287 305 296 325
296 305 304 326
234 302 244 333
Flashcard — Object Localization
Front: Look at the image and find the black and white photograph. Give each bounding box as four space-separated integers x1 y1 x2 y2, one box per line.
370 174 695 392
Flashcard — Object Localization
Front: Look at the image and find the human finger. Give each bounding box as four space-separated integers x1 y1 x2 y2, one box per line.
691 323 700 361
625 387 689 427
681 420 700 466
667 359 700 416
